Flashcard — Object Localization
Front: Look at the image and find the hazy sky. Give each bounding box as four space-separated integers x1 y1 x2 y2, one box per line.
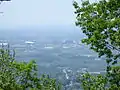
0 0 82 29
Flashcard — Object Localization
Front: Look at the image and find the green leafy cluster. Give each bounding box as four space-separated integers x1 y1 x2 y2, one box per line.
73 0 120 66
0 46 61 90
73 0 120 89
79 68 120 90
79 72 107 90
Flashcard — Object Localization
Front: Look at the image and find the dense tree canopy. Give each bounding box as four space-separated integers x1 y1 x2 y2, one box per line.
0 45 61 90
73 0 120 89
73 0 120 69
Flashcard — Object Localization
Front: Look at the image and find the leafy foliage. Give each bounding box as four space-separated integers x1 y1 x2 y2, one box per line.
73 0 120 89
79 68 120 90
79 72 107 90
73 0 120 66
0 45 61 90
